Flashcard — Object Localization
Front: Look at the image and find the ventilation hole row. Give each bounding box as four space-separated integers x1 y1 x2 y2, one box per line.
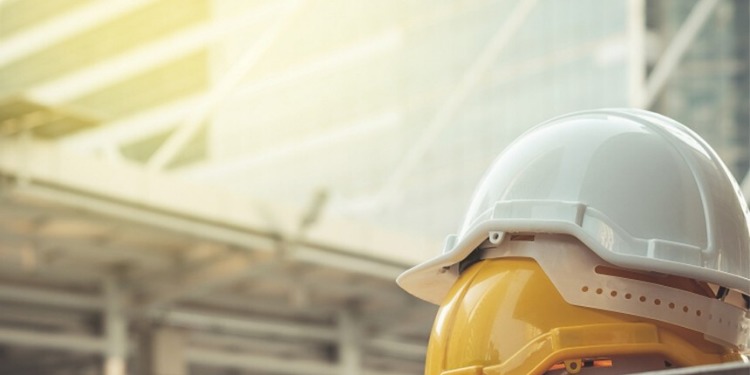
579 285 740 327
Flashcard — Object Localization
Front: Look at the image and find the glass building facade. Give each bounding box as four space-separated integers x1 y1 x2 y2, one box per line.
201 0 633 239
649 0 749 179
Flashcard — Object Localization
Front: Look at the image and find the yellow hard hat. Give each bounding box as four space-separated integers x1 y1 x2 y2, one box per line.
424 235 744 375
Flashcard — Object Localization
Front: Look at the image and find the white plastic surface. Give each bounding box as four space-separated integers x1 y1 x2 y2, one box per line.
398 109 750 304
482 235 749 349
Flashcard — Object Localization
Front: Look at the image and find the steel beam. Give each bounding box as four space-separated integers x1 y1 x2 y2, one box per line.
159 309 338 342
1 183 280 255
185 292 334 319
293 245 407 280
0 284 101 312
187 348 336 375
0 327 105 353
188 331 326 359
0 304 92 331
0 0 153 68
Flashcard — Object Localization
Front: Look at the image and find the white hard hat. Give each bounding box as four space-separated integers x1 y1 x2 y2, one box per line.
398 108 750 305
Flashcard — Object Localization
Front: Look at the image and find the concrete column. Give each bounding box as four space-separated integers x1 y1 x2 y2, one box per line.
152 327 187 375
104 277 127 375
338 308 361 375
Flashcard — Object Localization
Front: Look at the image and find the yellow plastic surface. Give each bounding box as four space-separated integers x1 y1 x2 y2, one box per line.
425 258 741 375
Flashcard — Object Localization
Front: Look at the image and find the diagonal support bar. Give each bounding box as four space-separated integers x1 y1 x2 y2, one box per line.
352 0 539 211
641 0 719 108
0 0 153 68
146 0 304 171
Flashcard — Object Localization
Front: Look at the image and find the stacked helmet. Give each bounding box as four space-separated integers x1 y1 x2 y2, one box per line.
398 109 750 374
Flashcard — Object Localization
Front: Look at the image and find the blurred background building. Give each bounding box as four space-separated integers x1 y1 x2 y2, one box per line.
0 0 747 374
